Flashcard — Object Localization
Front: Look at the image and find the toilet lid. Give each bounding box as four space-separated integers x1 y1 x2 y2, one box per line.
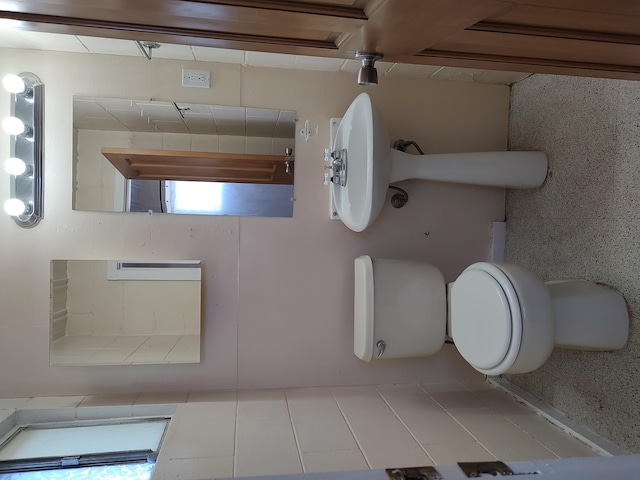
451 269 514 370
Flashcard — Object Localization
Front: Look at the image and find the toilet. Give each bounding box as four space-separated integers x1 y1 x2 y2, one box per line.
354 256 628 375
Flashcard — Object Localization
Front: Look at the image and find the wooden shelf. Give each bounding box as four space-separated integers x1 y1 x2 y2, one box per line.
101 147 294 185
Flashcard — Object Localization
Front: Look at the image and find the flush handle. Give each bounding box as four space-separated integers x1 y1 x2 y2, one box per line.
376 340 386 358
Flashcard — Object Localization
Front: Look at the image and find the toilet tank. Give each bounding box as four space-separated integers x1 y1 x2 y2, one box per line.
354 256 446 362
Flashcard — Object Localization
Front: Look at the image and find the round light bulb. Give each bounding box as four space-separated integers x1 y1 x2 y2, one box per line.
4 157 27 176
2 116 25 135
3 198 26 216
2 74 26 94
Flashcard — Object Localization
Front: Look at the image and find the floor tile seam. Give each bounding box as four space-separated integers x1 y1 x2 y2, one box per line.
164 425 237 447
416 384 488 412
164 453 235 461
457 382 497 409
298 447 364 454
457 380 490 392
501 414 561 459
284 389 306 473
419 440 497 465
22 396 81 407
184 393 238 408
330 388 372 470
176 403 237 414
447 407 559 459
373 385 437 466
186 391 239 403
462 388 531 414
235 416 299 427
133 396 188 406
124 335 173 363
432 406 504 460
415 384 449 410
232 392 239 477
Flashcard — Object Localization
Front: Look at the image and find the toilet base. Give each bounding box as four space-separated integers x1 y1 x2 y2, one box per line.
547 279 628 350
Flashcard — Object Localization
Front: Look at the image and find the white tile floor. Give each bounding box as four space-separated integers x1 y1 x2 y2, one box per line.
49 334 200 365
0 382 601 480
149 382 599 479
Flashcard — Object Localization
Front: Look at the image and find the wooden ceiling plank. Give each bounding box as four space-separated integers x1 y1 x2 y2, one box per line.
337 0 513 56
1 1 367 36
485 5 640 37
436 30 640 66
415 49 640 80
0 11 341 53
502 0 640 17
471 21 640 45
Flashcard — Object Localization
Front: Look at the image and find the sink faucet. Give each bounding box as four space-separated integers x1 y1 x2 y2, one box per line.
323 148 348 186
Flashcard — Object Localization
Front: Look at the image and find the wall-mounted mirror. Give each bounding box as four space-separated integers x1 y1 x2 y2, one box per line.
50 260 201 366
72 96 296 217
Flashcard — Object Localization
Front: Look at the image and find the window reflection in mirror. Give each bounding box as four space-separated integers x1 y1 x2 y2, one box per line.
128 179 294 216
72 96 296 216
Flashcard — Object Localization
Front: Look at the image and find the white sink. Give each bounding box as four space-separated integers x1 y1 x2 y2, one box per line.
330 93 391 232
328 93 547 233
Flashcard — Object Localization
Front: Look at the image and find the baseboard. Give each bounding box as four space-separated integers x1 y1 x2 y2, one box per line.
490 221 506 262
488 376 627 457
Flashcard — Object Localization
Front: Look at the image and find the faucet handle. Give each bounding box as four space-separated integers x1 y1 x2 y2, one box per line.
323 172 332 185
324 148 332 162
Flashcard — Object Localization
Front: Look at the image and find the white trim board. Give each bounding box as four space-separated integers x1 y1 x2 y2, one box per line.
488 376 627 456
490 221 506 262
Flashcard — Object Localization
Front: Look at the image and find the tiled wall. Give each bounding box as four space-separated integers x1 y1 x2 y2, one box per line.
0 382 600 480
65 260 200 336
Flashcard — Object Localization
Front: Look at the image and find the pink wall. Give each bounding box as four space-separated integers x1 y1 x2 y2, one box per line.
0 49 507 396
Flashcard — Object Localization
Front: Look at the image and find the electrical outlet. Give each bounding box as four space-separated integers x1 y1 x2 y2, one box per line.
182 69 210 88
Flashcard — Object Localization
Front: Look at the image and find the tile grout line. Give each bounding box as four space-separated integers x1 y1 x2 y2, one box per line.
283 389 306 473
373 385 437 466
501 413 560 459
459 381 557 457
232 392 239 477
330 388 373 470
416 384 497 461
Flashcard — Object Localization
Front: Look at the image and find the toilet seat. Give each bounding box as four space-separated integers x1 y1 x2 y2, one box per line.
451 263 523 376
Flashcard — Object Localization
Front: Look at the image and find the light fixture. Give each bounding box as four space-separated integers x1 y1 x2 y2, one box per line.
2 74 26 95
355 52 383 86
2 116 26 135
4 157 28 176
3 198 27 216
2 72 43 228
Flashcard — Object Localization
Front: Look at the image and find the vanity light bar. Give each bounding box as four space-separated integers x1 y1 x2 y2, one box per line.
2 72 44 228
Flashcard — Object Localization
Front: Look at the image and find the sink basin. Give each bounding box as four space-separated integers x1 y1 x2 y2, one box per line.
329 93 547 233
331 93 391 232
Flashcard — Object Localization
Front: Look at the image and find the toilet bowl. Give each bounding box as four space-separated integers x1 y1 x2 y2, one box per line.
354 256 628 375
